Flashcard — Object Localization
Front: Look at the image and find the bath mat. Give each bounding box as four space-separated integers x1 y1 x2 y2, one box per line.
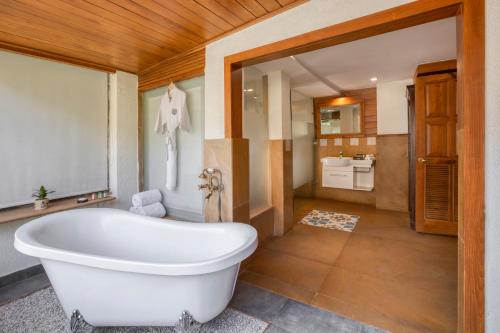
300 209 359 232
0 287 268 333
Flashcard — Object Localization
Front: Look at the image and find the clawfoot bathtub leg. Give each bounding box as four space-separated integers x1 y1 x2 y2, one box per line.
174 310 202 333
70 309 94 333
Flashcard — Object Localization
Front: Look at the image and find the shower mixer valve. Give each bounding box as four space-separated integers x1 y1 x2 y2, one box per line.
198 168 223 222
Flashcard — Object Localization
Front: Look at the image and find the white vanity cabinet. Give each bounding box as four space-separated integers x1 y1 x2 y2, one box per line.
322 165 354 189
320 157 375 191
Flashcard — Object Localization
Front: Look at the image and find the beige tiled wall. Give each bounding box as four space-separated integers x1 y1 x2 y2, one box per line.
204 138 250 223
270 139 294 235
375 135 409 212
313 135 410 211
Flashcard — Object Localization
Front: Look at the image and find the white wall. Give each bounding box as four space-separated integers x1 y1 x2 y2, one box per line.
0 51 108 209
0 56 119 277
204 0 413 139
0 218 39 276
376 79 413 135
485 0 500 330
267 71 292 140
143 76 205 221
109 71 139 210
292 93 314 189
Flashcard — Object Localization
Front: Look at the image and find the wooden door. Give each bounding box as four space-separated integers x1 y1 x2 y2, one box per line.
415 73 458 235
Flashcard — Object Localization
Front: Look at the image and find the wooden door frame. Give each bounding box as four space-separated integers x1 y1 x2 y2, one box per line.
223 0 484 332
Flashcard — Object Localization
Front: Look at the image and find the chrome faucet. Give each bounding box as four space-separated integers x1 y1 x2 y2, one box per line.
198 168 223 222
339 151 344 158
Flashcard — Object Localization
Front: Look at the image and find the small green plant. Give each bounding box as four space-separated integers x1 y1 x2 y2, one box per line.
32 186 55 200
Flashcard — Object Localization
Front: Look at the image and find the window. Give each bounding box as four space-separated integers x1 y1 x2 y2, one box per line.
0 51 108 209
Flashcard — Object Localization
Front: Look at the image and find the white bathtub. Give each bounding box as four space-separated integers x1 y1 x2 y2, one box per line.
14 208 257 328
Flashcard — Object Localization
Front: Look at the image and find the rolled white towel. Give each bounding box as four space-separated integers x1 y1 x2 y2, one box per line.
132 189 162 207
129 202 166 218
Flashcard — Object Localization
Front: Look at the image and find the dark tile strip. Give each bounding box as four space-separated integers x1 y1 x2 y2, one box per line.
0 264 44 288
231 281 387 333
0 272 50 306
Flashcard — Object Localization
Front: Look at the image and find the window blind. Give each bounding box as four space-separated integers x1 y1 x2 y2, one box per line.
0 51 108 209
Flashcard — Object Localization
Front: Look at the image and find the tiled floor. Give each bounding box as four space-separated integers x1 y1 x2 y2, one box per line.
240 198 458 333
1 271 385 333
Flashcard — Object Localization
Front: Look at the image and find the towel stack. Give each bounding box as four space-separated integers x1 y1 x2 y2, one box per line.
129 189 166 218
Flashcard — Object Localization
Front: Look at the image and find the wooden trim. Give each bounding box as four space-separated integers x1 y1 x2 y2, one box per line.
138 47 205 91
313 96 365 139
314 89 376 137
225 64 243 138
225 0 461 68
414 59 457 77
458 0 485 331
315 96 362 107
0 41 117 73
376 133 408 137
223 0 485 331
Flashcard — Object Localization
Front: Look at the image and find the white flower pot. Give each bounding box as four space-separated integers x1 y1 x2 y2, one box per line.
34 199 49 210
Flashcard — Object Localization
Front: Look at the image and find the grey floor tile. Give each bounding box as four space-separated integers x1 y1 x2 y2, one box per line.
231 282 288 322
232 282 387 333
1 274 386 333
270 300 379 333
0 272 50 306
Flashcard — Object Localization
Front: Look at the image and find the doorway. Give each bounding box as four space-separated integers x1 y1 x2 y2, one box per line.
238 15 458 333
225 1 484 332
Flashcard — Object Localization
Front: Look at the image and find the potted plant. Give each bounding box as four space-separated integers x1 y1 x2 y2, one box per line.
32 186 55 210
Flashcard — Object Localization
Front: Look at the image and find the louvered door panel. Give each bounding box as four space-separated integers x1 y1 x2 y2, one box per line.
425 164 455 221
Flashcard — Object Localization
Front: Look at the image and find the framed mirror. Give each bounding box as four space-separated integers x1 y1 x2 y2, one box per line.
314 97 364 138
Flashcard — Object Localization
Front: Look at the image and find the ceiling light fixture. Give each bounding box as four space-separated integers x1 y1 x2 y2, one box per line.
370 77 378 82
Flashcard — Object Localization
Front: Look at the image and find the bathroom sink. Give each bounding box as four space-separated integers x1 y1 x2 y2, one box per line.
320 157 352 167
351 159 374 167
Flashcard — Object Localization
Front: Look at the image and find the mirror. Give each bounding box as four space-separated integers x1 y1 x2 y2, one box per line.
315 97 364 137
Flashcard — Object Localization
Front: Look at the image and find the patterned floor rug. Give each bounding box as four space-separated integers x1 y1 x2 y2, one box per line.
0 287 268 333
299 210 360 232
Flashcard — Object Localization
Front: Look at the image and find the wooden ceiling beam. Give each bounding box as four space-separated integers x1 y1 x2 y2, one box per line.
0 40 117 73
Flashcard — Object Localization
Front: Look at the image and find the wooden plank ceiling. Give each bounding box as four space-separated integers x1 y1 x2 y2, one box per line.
0 0 306 74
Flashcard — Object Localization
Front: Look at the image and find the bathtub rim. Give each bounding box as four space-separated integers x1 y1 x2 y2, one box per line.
14 208 258 276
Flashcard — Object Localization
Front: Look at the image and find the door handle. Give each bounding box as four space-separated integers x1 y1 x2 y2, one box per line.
417 157 427 163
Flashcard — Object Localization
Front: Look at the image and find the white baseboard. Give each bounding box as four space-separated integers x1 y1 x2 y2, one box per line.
165 207 204 222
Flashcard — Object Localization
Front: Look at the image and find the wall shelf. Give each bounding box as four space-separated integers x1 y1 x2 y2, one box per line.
0 196 115 224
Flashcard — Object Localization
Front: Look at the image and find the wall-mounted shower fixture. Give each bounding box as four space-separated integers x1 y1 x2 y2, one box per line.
198 168 223 222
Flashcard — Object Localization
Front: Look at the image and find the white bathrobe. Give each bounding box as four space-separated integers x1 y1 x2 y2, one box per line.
154 86 191 190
